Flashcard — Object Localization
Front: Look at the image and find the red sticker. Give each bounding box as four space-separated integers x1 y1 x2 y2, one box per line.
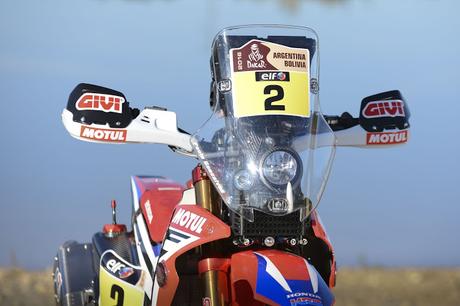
202 297 211 306
171 207 208 235
363 100 405 118
366 130 408 145
76 93 125 113
80 126 127 142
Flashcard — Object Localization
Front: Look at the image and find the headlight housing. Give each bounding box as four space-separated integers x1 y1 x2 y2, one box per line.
262 150 299 186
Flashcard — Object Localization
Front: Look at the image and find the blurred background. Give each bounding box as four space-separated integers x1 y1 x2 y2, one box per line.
0 0 459 275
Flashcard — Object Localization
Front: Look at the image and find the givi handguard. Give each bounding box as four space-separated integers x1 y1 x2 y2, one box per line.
62 83 193 153
327 90 411 147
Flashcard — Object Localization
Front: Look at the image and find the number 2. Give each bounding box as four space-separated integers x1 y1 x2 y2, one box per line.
111 284 125 306
264 85 285 111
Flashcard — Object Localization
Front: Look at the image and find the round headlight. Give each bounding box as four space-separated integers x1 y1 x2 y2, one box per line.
262 150 298 185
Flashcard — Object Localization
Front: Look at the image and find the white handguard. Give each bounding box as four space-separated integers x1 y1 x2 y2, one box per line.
62 83 193 153
334 125 409 147
62 108 193 152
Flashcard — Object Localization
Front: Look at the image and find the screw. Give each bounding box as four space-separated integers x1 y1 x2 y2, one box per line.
264 236 275 247
310 78 319 94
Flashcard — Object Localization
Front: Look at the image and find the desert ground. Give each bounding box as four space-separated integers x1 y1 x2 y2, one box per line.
0 267 459 306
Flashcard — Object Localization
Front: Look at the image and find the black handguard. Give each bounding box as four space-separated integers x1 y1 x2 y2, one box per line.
67 83 139 128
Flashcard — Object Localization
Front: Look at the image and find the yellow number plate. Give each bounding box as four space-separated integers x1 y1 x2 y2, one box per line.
99 267 144 306
230 39 310 118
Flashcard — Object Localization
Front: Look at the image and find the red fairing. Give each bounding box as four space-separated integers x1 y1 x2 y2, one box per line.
156 205 231 306
231 250 311 305
311 210 336 287
135 176 185 243
229 249 337 306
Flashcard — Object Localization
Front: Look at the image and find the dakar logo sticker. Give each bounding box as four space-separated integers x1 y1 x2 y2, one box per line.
80 126 127 142
231 39 308 73
76 93 125 114
248 43 266 68
232 40 276 72
363 100 405 118
366 130 408 145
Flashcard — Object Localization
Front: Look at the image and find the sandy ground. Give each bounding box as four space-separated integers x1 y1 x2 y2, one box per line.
334 267 460 306
0 267 459 305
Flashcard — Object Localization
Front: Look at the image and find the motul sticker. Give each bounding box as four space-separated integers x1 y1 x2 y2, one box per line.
171 208 207 234
366 130 408 145
362 100 405 118
76 93 125 113
80 126 127 142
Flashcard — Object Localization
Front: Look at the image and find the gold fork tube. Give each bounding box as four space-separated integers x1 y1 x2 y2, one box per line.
201 270 227 306
192 165 227 306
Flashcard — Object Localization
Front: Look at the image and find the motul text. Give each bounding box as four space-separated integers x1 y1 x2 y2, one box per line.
363 100 405 118
366 130 408 145
76 93 125 113
80 126 127 142
171 208 207 234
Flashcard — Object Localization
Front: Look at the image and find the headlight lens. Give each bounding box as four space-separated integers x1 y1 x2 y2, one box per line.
262 150 298 185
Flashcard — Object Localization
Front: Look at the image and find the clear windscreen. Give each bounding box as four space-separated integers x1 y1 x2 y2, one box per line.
192 25 336 222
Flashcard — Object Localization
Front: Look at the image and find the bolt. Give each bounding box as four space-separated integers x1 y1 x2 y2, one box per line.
264 236 275 247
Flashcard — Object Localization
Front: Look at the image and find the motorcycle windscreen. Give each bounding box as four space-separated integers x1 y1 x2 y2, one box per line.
192 25 336 222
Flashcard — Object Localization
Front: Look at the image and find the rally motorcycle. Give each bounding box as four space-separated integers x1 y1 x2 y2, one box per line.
53 25 410 306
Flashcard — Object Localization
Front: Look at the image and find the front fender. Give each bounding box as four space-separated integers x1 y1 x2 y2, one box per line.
231 250 334 306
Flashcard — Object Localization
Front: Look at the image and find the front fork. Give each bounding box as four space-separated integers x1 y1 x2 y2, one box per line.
192 165 228 306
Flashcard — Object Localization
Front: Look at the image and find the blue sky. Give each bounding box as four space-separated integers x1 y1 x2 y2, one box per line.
0 0 459 269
